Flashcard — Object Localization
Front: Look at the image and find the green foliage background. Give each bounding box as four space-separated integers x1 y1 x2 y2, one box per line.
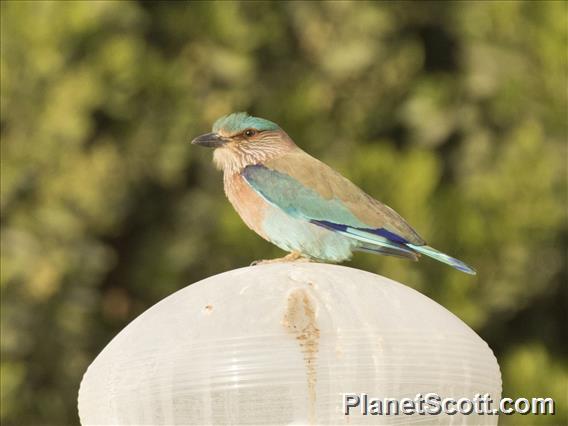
1 1 566 424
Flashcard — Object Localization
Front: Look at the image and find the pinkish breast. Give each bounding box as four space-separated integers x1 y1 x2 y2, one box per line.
223 172 269 240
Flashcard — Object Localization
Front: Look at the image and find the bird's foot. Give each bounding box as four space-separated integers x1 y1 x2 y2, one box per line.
251 252 313 266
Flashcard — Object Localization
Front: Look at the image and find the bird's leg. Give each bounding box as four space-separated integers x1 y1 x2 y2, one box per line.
251 251 313 266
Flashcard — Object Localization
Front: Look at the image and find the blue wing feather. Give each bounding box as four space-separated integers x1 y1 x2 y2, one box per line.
242 165 412 253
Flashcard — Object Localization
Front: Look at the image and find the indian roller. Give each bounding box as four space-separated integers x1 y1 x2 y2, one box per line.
191 112 476 274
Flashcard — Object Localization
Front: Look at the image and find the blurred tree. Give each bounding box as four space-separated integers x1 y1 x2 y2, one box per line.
1 1 566 425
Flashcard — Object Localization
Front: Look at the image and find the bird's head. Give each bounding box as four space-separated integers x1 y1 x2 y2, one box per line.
191 112 295 173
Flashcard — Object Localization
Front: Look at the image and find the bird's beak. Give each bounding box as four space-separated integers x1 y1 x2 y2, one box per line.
191 132 228 148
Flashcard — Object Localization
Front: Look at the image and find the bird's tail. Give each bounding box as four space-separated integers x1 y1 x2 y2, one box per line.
406 244 476 275
357 243 420 261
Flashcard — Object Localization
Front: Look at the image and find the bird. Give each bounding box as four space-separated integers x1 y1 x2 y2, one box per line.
191 112 476 274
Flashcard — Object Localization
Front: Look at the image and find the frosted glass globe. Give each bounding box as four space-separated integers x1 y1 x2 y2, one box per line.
78 264 501 425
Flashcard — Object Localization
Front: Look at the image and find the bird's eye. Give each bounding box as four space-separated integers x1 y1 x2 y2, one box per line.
244 129 257 138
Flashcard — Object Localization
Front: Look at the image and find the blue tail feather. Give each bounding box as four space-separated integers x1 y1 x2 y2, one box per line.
407 244 476 275
309 219 475 275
